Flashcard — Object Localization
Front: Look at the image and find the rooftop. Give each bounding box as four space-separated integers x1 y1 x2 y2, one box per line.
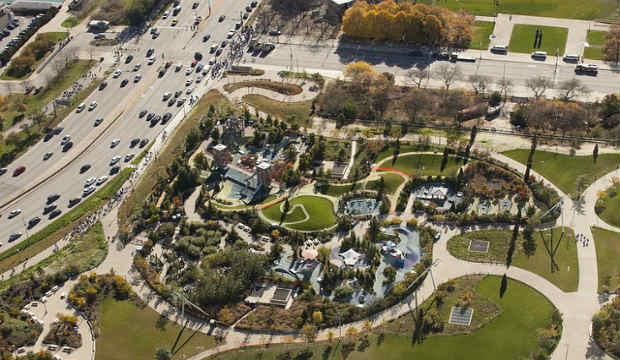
214 144 227 151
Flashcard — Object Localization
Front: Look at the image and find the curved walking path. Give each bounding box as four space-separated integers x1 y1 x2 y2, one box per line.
581 169 620 233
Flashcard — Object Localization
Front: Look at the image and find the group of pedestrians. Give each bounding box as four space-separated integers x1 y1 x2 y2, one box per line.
576 233 590 247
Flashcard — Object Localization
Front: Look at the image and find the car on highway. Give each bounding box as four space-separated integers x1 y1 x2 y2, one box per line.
221 40 227 48
27 217 41 228
146 48 154 57
44 133 53 141
133 64 141 71
171 19 178 26
227 31 234 39
125 55 133 64
109 165 120 175
177 97 186 106
113 69 121 78
99 81 107 90
49 209 62 219
134 74 142 82
531 51 547 60
43 204 56 214
120 79 129 87
88 101 97 111
8 209 22 219
84 177 96 187
110 156 121 165
147 112 155 121
8 233 21 242
96 176 108 185
202 34 210 42
208 57 215 65
162 11 169 19
13 166 25 177
76 103 85 113
69 198 81 207
150 114 161 125
43 152 53 160
243 12 249 19
575 63 598 75
269 29 281 36
46 193 60 203
210 44 217 53
139 138 149 148
80 164 91 173
167 98 175 106
196 63 203 72
175 64 182 72
185 78 192 86
174 90 182 98
139 109 148 118
130 138 140 148
219 15 225 22
185 67 192 76
147 57 156 65
124 154 135 162
110 139 121 148
61 135 71 145
192 1 199 9
202 66 211 76
94 118 103 126
62 141 73 152
186 87 193 94
163 92 171 100
83 186 96 197
196 75 202 83
0 168 6 175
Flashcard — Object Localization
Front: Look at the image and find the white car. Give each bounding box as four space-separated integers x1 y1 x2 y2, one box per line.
124 153 135 162
163 92 171 100
110 156 121 165
112 69 122 78
175 63 182 72
133 64 141 71
185 68 192 76
185 78 192 86
186 87 193 94
162 11 169 19
83 186 96 196
88 101 97 111
96 176 108 185
76 103 85 113
208 57 216 65
227 30 234 38
43 152 53 160
84 177 96 187
147 57 156 65
8 209 22 218
134 74 142 82
61 135 71 145
110 139 121 148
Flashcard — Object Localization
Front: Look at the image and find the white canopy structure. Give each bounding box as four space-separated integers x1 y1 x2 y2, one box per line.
340 248 362 267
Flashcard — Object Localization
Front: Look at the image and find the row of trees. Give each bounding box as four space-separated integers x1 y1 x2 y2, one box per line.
342 0 473 49
603 23 619 63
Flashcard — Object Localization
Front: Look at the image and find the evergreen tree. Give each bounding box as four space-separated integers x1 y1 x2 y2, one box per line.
593 144 599 163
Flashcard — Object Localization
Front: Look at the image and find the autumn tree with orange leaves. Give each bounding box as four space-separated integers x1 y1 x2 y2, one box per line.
342 0 473 49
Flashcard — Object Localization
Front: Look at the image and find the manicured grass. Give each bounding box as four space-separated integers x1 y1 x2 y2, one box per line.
502 149 620 195
596 184 620 227
0 168 132 273
470 21 495 50
584 30 607 60
61 16 80 28
378 154 461 177
209 275 558 360
592 227 620 293
242 94 312 128
365 173 406 195
325 182 363 197
447 228 579 292
96 298 215 360
223 80 302 96
374 145 439 164
421 0 617 19
509 24 567 55
118 90 233 228
261 195 337 231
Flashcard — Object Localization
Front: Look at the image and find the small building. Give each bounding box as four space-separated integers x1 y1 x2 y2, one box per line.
87 20 109 31
8 0 61 12
340 248 362 267
256 161 271 188
213 144 230 168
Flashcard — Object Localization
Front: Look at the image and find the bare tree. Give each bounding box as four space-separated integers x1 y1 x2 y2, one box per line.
496 77 513 99
524 76 552 99
558 78 589 101
407 66 430 88
433 63 462 91
467 74 492 95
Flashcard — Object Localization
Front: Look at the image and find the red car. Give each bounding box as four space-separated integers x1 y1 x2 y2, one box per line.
13 166 25 177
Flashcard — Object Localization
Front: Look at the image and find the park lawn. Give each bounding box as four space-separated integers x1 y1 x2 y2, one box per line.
420 0 616 19
0 168 132 274
325 182 363 197
447 228 578 292
118 90 233 228
61 16 80 28
509 24 567 55
262 202 307 224
597 184 620 227
365 173 406 195
0 32 69 80
502 149 620 195
584 30 606 60
379 154 461 177
591 227 620 293
223 80 302 95
262 195 337 231
208 276 557 360
242 94 312 128
96 298 215 360
470 21 495 50
375 144 438 164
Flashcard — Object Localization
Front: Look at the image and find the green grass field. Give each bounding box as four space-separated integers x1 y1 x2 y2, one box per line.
422 0 617 19
509 25 568 55
208 275 558 360
502 149 620 195
61 16 81 28
242 94 312 128
365 173 406 195
470 21 495 50
379 154 461 177
447 228 578 292
96 298 215 360
262 195 337 231
596 184 620 227
584 30 607 60
592 227 620 293
325 182 363 197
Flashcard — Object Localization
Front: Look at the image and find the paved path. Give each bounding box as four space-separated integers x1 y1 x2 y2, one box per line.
580 169 620 233
342 139 356 180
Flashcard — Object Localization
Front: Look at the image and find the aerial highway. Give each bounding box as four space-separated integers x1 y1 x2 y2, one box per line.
0 0 252 247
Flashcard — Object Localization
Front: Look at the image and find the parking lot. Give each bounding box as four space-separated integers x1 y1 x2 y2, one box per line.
0 15 31 58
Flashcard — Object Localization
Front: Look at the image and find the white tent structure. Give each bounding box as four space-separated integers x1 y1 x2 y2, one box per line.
340 248 362 267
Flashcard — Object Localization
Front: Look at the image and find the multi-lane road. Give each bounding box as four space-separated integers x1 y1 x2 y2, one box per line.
0 0 251 246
